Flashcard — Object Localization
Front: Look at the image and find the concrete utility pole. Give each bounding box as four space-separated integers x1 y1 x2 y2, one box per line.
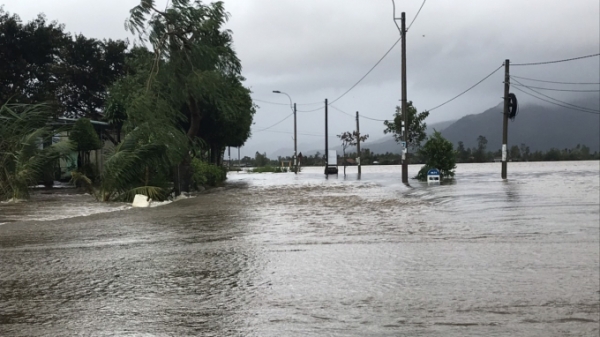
501 59 510 179
401 12 408 184
293 102 297 174
356 111 362 176
325 98 329 174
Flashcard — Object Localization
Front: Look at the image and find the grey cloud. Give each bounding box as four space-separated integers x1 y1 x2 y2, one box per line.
3 0 598 158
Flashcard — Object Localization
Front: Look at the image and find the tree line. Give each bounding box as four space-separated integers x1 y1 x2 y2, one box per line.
0 1 255 201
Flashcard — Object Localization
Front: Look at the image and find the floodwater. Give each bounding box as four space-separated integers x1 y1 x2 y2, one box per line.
0 161 598 336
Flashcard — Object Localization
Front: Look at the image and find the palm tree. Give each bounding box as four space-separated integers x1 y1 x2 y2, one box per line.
0 103 73 201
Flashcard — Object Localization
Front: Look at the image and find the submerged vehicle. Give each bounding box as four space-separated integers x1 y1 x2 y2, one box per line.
325 150 338 175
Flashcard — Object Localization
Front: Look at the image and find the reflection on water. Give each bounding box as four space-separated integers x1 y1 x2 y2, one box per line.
0 161 598 336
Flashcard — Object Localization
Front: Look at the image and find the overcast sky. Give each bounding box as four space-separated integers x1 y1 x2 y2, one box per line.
3 0 599 157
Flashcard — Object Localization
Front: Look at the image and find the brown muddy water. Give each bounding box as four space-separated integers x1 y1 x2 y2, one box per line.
0 161 599 336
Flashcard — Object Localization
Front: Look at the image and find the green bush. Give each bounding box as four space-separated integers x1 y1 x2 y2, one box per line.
415 131 456 181
191 158 227 187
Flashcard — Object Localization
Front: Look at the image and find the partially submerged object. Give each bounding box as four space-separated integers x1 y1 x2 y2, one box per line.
325 150 338 175
132 194 152 207
427 168 441 184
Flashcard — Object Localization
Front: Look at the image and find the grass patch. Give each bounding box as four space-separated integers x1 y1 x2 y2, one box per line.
250 166 289 173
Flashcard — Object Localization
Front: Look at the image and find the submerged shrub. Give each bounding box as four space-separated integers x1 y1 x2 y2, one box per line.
191 159 227 187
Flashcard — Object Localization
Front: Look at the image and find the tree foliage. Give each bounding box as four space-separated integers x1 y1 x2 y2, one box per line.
124 0 255 149
0 8 128 119
383 101 429 149
337 131 369 174
69 118 102 152
416 131 456 181
0 103 73 201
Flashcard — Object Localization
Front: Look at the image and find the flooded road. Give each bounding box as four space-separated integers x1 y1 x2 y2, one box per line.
1 162 598 336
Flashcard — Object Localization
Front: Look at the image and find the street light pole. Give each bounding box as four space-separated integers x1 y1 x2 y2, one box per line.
273 90 297 174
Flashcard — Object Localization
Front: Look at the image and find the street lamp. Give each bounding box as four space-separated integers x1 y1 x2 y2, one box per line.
272 90 298 174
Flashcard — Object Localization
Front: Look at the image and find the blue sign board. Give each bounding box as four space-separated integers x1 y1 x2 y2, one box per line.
427 168 440 176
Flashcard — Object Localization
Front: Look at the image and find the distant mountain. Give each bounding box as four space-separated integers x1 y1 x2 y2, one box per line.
324 119 458 155
266 98 600 158
441 96 600 152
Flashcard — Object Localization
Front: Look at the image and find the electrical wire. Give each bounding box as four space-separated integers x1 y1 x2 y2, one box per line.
510 75 600 85
259 129 324 137
392 0 402 34
407 0 427 32
326 37 402 106
360 115 387 122
330 105 387 122
329 105 355 118
511 84 600 93
512 53 600 66
253 99 289 106
511 78 600 113
316 0 424 108
511 86 600 115
392 0 426 33
254 113 294 132
426 64 504 112
297 103 326 113
259 0 423 112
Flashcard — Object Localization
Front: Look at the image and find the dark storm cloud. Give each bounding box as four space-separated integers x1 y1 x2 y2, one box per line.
3 0 598 157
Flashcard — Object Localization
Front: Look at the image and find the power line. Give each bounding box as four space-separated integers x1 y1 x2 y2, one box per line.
512 53 600 66
328 0 426 106
426 64 504 112
512 86 600 115
259 129 324 137
407 0 427 32
253 99 289 106
392 0 426 33
253 98 323 107
511 83 600 93
297 103 325 113
329 105 354 118
328 37 402 106
510 78 600 113
511 75 600 85
360 115 387 122
254 113 293 132
270 0 426 112
330 105 387 122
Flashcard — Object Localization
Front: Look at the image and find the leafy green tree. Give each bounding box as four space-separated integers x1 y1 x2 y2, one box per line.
0 10 67 106
57 35 127 119
416 131 456 181
383 101 429 150
337 131 369 175
122 0 255 192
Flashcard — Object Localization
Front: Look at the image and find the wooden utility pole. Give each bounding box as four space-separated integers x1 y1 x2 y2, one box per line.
356 111 362 176
293 102 298 174
502 59 510 179
401 12 408 184
324 98 329 174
